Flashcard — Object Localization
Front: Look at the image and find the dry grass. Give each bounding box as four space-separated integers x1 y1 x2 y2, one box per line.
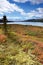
0 24 43 65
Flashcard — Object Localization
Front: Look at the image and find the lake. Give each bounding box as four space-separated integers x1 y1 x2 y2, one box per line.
8 22 43 27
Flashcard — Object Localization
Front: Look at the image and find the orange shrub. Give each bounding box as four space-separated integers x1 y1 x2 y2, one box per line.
0 34 7 43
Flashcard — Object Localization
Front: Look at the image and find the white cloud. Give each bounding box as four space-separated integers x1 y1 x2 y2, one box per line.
7 7 43 20
37 8 43 13
29 0 43 4
0 0 24 14
13 0 28 3
7 16 22 20
0 0 43 20
21 8 43 19
13 0 43 4
0 17 3 19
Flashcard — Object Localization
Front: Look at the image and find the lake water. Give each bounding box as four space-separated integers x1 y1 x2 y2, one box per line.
8 22 43 27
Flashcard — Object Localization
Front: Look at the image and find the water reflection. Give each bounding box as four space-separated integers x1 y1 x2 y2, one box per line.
8 22 43 27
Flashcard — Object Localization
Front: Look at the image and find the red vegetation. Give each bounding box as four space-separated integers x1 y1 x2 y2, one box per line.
0 34 7 43
32 41 43 64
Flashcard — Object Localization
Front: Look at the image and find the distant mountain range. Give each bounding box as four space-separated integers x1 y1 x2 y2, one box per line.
0 19 43 23
22 19 43 22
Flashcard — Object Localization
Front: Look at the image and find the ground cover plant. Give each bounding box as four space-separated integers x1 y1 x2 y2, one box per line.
0 24 43 65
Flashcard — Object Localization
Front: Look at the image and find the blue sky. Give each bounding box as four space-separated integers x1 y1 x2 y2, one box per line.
0 0 43 21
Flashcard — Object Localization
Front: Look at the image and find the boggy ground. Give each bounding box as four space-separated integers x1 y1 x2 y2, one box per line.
0 24 43 65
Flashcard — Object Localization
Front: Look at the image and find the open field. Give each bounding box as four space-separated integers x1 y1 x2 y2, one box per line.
0 24 43 65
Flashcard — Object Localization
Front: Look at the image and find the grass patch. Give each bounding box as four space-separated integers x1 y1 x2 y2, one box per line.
27 31 37 36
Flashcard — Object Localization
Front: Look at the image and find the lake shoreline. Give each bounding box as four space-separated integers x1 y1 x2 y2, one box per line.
0 24 43 28
0 21 43 27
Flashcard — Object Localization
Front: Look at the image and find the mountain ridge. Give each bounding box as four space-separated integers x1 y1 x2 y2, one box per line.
0 19 43 22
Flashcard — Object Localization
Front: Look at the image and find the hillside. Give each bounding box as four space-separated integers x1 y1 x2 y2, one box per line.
22 19 43 22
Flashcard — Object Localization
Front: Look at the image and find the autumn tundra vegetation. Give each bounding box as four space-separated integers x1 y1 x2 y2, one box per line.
0 18 43 65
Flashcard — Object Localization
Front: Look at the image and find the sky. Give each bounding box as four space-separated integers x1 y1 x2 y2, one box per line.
0 0 43 21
